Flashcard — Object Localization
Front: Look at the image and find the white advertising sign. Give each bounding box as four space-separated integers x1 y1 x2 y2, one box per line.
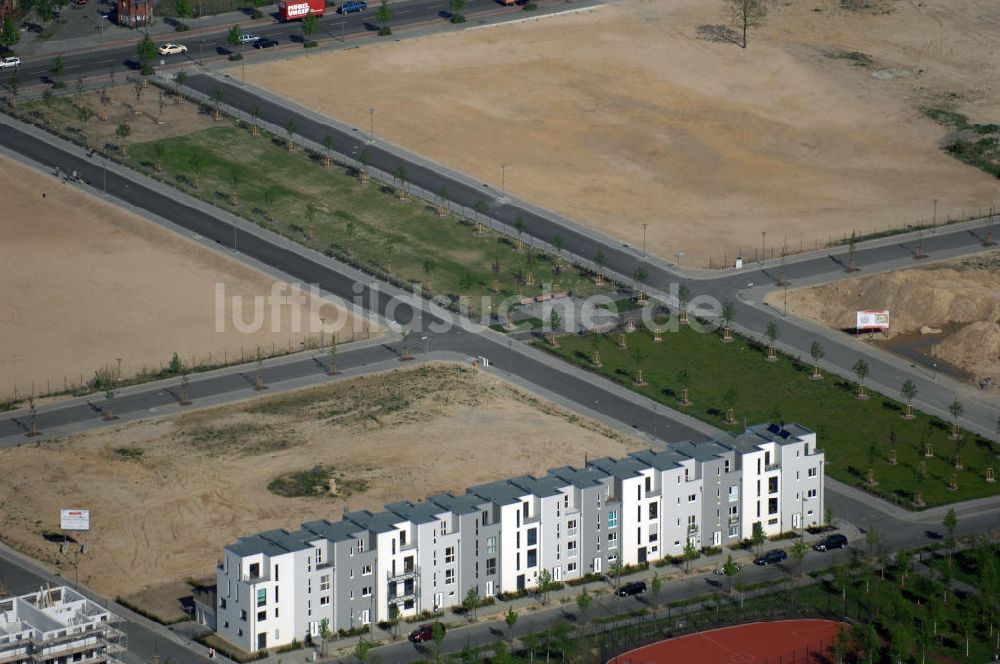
60 509 90 531
856 310 890 331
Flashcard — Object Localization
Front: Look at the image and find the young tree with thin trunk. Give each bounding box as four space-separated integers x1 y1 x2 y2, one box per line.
649 572 662 610
853 358 869 399
677 368 691 406
678 283 691 323
322 134 335 168
943 508 957 564
723 386 737 424
901 378 917 419
302 10 318 41
463 586 479 622
764 320 780 360
721 301 736 341
791 538 808 578
575 587 592 634
285 118 297 151
504 607 517 644
326 336 338 375
151 141 165 173
137 34 156 75
631 346 646 385
723 554 740 594
948 397 963 439
1 16 20 51
449 0 466 22
751 521 765 557
683 539 698 574
725 0 768 49
115 122 131 156
211 85 223 120
536 569 555 605
514 216 526 251
318 618 332 656
810 340 824 379
187 152 203 189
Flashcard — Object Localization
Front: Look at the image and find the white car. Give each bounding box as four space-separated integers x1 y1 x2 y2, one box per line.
238 33 261 44
0 56 21 69
157 43 188 56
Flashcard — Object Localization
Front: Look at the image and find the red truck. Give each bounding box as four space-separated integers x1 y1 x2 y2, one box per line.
279 0 325 21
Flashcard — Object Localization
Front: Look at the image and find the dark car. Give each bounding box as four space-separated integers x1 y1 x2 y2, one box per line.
338 0 367 12
408 623 445 643
813 533 848 552
254 38 278 49
616 581 647 597
754 549 788 566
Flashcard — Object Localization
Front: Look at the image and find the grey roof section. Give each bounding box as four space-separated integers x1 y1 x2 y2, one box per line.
428 492 486 516
224 423 809 557
547 465 608 489
386 500 445 525
508 475 566 498
587 456 650 480
468 479 529 506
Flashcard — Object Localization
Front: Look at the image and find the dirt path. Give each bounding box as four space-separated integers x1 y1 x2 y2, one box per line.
0 364 641 603
0 153 368 401
239 0 1000 268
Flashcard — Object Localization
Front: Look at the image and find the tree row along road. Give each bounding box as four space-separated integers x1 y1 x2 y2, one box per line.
184 72 1000 437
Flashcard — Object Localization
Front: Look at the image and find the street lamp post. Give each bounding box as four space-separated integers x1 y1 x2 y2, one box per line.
369 108 374 142
500 163 505 197
760 231 767 264
422 335 429 355
675 251 684 268
642 223 647 258
933 198 938 229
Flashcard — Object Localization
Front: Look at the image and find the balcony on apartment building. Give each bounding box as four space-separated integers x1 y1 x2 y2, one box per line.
239 562 269 584
387 560 418 584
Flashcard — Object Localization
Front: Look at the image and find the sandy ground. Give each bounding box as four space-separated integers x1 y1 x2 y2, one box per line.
775 251 1000 395
239 0 1000 268
0 365 641 607
0 153 369 401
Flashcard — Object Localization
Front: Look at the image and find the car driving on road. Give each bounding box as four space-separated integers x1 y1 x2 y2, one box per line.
157 43 188 55
0 56 21 69
616 581 647 597
338 0 367 13
238 33 262 44
408 623 444 643
813 533 848 552
754 549 788 566
254 38 279 49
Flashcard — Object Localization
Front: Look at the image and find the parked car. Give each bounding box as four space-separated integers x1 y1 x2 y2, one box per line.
238 33 261 44
714 561 743 575
338 0 367 13
408 623 445 643
254 38 279 49
813 533 848 552
157 43 188 55
0 56 21 69
616 581 647 597
754 549 788 566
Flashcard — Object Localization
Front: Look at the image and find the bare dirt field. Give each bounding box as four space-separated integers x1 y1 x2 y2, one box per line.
0 153 367 402
774 251 1000 398
0 364 641 614
240 0 1000 268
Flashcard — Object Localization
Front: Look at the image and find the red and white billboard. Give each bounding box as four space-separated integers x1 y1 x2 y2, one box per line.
856 310 890 331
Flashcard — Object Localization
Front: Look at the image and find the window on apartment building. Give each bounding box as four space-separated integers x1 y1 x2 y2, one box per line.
362 586 372 597
440 520 448 535
219 598 227 610
688 494 696 503
486 558 497 575
768 517 778 525
648 526 657 542
645 476 651 492
687 515 696 528
636 485 641 500
527 549 537 568
728 525 739 537
567 562 577 573
808 468 818 478
567 540 578 558
564 495 569 508
256 589 266 608
362 564 373 576
523 501 529 520
729 485 738 502
257 610 266 622
320 575 331 592
360 609 370 625
486 536 497 556
274 629 280 641
357 538 366 553
315 547 322 564
274 587 279 603
608 511 618 529
648 503 658 519
274 565 279 582
729 505 738 516
320 596 330 606
768 498 778 515
725 459 731 473
567 519 578 536
757 459 762 474
807 489 817 498
400 530 408 547
275 607 279 618
527 528 537 547
482 510 489 525
516 552 521 570
240 609 247 622
765 452 771 466
607 532 618 549
684 468 690 481
516 531 520 548
768 477 779 494
637 527 642 545
445 547 455 564
637 505 642 521
445 569 456 584
716 466 721 476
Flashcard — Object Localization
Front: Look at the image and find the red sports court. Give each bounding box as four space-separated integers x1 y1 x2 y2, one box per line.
610 618 844 664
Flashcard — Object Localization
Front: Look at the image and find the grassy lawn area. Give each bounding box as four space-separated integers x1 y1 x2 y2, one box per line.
538 325 999 508
125 123 596 315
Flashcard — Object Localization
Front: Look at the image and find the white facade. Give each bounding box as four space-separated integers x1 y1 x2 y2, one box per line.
213 423 824 654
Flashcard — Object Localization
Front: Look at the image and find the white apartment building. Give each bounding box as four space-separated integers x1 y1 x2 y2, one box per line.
0 586 126 664
208 423 824 653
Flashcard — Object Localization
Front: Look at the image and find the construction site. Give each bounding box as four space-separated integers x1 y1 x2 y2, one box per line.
0 585 125 664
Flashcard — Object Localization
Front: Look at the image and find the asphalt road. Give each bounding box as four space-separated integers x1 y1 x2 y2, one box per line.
0 0 552 86
183 72 1000 438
